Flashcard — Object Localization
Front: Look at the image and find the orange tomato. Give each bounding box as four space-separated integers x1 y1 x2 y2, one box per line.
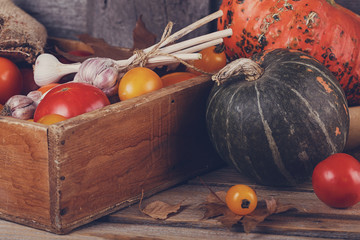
36 113 67 125
37 83 61 95
225 184 257 215
161 72 197 87
0 57 23 104
118 67 163 101
189 45 227 75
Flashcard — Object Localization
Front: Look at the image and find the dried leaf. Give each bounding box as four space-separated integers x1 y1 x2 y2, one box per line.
201 191 243 228
266 197 278 214
201 202 228 219
206 191 226 204
77 34 133 60
241 198 300 233
201 192 302 233
217 209 244 229
132 15 157 50
240 200 271 233
141 200 182 220
54 46 93 63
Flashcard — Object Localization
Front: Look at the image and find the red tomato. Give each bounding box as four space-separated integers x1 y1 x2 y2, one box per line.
33 82 110 121
312 153 360 208
0 57 23 104
188 45 227 75
225 184 257 215
161 72 197 87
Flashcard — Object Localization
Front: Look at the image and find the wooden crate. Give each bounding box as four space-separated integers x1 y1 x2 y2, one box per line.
0 40 222 234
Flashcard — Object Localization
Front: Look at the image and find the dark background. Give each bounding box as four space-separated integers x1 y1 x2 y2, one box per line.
12 0 360 49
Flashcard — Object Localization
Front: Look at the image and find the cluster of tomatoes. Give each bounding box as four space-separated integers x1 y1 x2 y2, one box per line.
227 153 360 218
225 152 360 218
0 45 227 125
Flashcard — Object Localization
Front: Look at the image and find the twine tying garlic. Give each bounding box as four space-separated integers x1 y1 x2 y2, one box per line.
33 10 232 96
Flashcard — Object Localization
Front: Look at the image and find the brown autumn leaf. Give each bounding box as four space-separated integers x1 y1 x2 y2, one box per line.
201 191 300 233
56 15 156 62
241 198 299 233
201 191 227 219
132 15 157 50
201 191 244 228
141 200 182 220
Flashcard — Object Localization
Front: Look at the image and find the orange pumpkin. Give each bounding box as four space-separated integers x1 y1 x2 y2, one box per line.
218 0 360 106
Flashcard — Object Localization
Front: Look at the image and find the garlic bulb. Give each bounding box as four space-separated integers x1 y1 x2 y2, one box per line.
0 95 37 120
34 53 80 86
27 90 43 106
73 58 120 96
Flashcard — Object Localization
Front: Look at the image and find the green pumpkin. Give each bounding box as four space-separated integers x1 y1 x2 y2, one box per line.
206 49 349 187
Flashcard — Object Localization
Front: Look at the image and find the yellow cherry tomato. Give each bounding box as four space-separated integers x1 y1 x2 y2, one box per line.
225 184 258 215
161 72 197 87
189 45 227 75
118 67 163 101
36 113 67 125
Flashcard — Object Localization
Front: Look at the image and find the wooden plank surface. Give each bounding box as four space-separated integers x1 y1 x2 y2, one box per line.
0 166 359 239
0 118 51 227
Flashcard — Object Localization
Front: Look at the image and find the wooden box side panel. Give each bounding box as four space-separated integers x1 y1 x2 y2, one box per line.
49 76 222 232
0 119 51 227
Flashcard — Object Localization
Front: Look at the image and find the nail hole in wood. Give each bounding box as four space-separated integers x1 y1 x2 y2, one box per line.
60 208 68 216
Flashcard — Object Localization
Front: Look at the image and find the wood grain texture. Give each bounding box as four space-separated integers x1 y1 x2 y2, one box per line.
43 75 221 233
0 166 359 239
0 118 50 227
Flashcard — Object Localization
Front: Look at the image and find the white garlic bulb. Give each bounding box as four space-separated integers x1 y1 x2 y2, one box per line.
34 53 81 86
0 95 37 120
27 90 43 106
73 58 120 96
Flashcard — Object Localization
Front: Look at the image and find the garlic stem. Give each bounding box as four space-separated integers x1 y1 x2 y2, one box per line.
171 39 223 54
160 29 232 54
34 53 80 86
113 29 232 68
122 10 224 67
145 53 201 68
153 10 224 50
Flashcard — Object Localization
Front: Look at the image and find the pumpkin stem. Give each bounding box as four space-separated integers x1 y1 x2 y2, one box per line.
326 0 336 5
212 58 264 85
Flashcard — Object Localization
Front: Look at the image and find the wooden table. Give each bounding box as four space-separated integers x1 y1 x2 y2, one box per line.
0 166 359 240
